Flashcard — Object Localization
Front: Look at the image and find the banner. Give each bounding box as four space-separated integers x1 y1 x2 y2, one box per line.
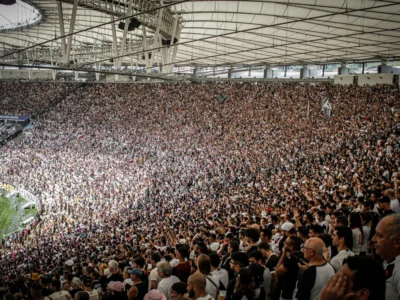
17 188 38 205
0 115 29 121
0 182 15 192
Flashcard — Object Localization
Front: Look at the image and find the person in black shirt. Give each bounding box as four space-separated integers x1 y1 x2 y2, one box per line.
275 236 303 300
257 242 278 272
378 196 395 217
107 260 124 283
245 228 260 254
226 252 250 300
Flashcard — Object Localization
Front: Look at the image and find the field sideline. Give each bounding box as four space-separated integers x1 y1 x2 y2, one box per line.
0 197 17 233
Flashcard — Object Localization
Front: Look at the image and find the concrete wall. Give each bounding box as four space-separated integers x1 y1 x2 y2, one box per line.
0 69 52 80
334 75 355 85
358 74 394 86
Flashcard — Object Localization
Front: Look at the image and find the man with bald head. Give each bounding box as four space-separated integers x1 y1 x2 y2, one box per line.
196 254 219 299
372 214 400 300
187 273 215 300
295 237 335 300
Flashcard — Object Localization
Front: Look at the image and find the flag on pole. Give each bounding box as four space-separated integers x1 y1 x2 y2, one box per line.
322 97 332 118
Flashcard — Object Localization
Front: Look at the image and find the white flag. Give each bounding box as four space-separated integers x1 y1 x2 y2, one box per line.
322 98 332 118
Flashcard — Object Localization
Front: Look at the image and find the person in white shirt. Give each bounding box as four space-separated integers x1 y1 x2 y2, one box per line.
372 214 400 300
187 273 215 300
157 261 180 300
385 188 400 214
326 226 355 272
196 254 219 299
49 279 71 300
349 212 363 256
360 213 371 256
209 254 229 290
149 253 162 290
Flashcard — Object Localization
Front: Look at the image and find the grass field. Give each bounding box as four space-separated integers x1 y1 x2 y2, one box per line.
0 197 17 233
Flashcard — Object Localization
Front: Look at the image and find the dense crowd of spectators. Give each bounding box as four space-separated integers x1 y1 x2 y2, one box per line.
0 81 400 300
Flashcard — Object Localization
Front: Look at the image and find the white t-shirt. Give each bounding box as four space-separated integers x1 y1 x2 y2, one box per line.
351 228 362 255
211 268 229 290
49 291 70 300
148 267 161 290
87 289 100 300
205 274 220 299
157 275 180 300
196 294 215 300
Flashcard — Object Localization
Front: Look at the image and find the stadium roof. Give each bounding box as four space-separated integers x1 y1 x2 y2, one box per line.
0 0 400 78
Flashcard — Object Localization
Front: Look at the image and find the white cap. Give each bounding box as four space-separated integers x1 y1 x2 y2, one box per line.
210 242 220 252
281 222 294 231
65 259 74 266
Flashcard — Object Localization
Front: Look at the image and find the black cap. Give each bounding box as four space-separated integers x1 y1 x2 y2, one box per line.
231 252 249 267
82 276 92 287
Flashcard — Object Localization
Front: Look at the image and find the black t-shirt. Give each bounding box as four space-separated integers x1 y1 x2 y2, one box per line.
107 273 124 283
42 287 52 297
280 252 302 299
266 254 279 272
247 245 259 254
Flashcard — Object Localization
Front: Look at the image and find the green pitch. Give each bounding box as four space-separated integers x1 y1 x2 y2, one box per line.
0 197 17 233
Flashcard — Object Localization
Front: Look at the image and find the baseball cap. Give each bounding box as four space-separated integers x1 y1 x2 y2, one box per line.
127 268 143 276
107 281 125 292
82 276 92 287
281 222 294 231
144 290 167 300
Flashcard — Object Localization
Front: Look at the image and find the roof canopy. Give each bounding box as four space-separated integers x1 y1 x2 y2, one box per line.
0 0 399 76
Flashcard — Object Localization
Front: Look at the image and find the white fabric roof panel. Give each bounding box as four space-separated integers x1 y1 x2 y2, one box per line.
0 0 399 71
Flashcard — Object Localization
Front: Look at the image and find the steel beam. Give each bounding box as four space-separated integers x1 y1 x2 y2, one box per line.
64 0 79 65
57 1 67 57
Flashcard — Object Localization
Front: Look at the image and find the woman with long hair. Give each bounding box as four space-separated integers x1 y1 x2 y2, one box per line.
348 212 363 255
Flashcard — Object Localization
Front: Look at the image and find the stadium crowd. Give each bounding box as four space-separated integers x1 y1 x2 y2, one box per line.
0 81 400 300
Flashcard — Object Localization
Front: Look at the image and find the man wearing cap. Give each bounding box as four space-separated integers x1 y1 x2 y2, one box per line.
128 268 147 300
278 222 296 255
144 290 167 300
226 252 249 300
157 262 180 300
82 276 99 300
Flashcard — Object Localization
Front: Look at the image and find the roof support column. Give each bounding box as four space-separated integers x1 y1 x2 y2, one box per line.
164 12 179 74
57 1 66 57
150 0 164 70
264 67 272 79
26 56 32 80
109 1 118 69
142 27 150 73
64 0 79 65
116 0 133 78
300 65 310 79
338 63 349 75
168 24 181 74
